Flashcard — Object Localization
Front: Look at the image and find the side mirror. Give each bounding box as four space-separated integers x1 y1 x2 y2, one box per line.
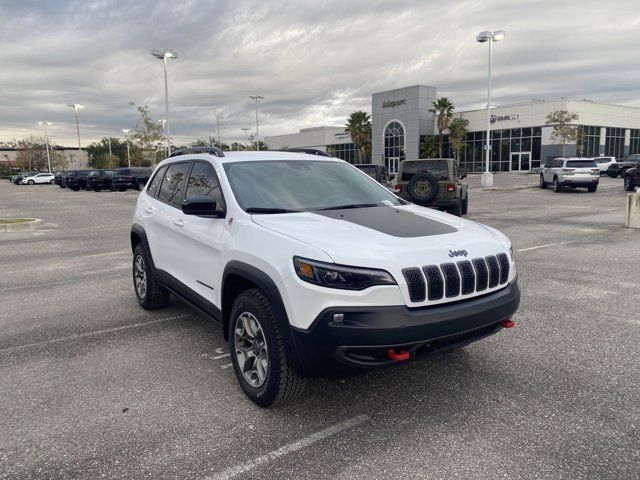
182 196 224 218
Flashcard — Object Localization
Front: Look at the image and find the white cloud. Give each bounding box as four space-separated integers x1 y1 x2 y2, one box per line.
1 0 639 146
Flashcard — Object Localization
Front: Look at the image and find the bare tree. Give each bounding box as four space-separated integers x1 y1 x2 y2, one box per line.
214 109 228 147
546 110 580 156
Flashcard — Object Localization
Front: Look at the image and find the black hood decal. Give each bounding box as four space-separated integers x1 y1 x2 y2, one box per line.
314 207 457 238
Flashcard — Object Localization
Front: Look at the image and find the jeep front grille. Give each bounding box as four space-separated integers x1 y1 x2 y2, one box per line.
404 254 510 303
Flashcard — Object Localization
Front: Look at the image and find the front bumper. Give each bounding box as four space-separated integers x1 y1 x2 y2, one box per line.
291 279 520 377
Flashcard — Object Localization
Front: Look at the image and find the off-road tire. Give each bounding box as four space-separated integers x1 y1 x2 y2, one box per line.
461 194 468 215
624 176 634 191
132 244 169 310
229 289 305 408
451 200 463 217
539 175 547 189
553 177 562 193
407 173 439 204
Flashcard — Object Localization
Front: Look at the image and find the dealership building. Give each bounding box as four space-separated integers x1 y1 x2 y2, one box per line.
265 84 640 174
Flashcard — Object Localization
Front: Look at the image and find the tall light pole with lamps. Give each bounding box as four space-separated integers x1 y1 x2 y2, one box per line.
248 95 263 150
158 119 168 157
240 127 250 150
122 129 131 168
37 121 52 173
151 49 177 156
66 103 84 152
476 29 506 188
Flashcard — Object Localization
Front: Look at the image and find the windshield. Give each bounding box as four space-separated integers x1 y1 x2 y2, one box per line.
567 160 597 168
223 160 403 212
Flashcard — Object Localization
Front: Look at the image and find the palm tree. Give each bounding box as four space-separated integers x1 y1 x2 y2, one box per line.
420 136 439 158
448 117 469 160
345 111 371 164
429 97 454 157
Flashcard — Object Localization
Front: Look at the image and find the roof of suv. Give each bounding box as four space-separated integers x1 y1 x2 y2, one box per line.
164 151 343 165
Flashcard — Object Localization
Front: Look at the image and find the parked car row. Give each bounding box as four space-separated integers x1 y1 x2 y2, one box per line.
606 154 640 178
54 167 152 191
8 172 55 184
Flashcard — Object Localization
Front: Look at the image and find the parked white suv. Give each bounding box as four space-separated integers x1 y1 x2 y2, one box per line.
21 172 55 184
539 157 600 192
595 156 616 174
130 148 520 407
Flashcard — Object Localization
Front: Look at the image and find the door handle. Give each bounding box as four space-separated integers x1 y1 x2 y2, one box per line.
173 219 184 228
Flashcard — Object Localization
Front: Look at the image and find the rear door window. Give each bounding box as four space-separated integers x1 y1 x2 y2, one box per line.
147 166 167 198
158 162 191 208
401 161 449 181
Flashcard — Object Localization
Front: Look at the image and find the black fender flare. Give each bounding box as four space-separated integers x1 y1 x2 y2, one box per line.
130 224 157 271
221 261 306 375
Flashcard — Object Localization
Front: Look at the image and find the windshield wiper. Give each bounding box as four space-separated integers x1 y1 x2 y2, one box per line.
246 207 301 214
317 203 379 211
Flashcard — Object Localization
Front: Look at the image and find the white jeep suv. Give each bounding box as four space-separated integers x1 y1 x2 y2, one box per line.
131 147 520 407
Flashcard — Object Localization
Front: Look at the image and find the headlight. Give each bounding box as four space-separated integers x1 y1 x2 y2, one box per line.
293 256 396 290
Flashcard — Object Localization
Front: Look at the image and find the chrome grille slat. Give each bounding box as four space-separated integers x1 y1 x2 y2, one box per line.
440 263 461 298
485 255 500 288
423 265 444 300
472 258 489 291
457 260 475 295
496 253 510 284
402 268 425 302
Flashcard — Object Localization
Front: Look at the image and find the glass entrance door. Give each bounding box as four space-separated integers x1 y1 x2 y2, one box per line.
386 157 400 176
510 152 532 171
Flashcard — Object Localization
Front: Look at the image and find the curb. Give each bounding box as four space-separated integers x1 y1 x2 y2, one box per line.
0 218 43 232
480 185 538 192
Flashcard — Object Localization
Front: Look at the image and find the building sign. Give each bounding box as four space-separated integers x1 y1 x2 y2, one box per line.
334 132 350 139
490 114 519 123
382 99 406 108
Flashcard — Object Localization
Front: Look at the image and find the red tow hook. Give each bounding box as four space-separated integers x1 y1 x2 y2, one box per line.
387 348 410 361
500 318 515 329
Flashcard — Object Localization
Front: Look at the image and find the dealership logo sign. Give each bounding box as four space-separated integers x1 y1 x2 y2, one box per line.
382 99 406 108
490 114 519 123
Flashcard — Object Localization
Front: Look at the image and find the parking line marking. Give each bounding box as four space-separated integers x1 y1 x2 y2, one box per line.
517 243 558 252
0 314 189 354
205 414 370 480
213 353 230 360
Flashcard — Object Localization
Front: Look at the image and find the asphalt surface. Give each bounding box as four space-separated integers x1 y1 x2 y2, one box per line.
0 175 638 480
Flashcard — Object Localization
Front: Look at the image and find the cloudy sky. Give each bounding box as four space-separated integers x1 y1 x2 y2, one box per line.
1 0 639 147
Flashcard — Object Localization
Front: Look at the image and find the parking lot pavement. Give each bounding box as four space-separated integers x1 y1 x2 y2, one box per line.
0 177 638 480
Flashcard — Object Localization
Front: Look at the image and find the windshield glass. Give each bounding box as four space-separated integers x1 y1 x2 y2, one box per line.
224 160 403 212
567 160 597 168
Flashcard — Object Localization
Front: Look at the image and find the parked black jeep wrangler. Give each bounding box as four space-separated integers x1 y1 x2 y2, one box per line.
86 169 115 192
394 158 468 216
112 167 151 191
65 170 90 191
354 164 390 186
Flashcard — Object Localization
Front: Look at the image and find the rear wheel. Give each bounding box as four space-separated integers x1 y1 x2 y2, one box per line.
624 176 635 191
461 195 468 215
553 177 562 192
229 289 305 408
539 175 547 189
95 187 101 192
49 179 54 184
28 179 34 185
132 244 169 310
587 184 598 193
135 182 144 191
450 200 463 217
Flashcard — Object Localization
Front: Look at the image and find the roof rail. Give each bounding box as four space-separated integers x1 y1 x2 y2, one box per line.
285 148 332 157
169 147 225 158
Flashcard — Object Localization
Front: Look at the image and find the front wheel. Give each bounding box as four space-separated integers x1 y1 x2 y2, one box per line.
28 180 34 185
132 244 169 310
539 175 547 189
461 195 468 215
229 289 305 408
95 187 102 192
49 179 54 184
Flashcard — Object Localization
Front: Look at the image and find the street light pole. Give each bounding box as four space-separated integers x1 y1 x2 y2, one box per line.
151 49 177 156
38 122 52 173
122 129 131 168
240 127 250 150
476 30 506 188
67 103 84 152
249 95 263 150
158 119 167 157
